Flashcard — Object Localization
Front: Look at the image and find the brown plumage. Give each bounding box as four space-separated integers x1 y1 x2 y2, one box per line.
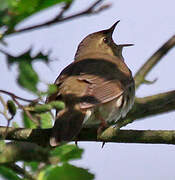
47 21 135 146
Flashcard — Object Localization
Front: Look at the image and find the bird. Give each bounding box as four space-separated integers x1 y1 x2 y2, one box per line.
46 21 135 147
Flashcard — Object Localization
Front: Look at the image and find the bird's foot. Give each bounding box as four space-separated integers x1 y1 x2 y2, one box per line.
97 122 107 136
97 120 107 148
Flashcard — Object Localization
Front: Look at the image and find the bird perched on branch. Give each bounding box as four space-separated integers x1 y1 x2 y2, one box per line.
47 21 135 147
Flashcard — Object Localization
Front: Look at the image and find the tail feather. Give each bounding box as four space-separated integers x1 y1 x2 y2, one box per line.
50 108 85 147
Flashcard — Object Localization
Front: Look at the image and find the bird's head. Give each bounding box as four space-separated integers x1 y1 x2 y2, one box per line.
75 21 133 60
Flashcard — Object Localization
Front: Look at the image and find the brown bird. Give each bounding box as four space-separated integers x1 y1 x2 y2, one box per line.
47 21 135 147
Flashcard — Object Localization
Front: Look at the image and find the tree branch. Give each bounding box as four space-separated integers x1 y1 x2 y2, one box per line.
0 90 175 146
1 128 175 164
134 35 175 89
82 128 175 145
1 126 175 149
0 89 38 103
0 142 50 164
116 90 175 128
12 0 111 35
0 127 50 146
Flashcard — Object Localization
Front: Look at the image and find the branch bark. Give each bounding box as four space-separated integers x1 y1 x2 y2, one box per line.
12 0 111 35
1 127 175 164
0 90 175 146
1 127 175 147
0 142 49 163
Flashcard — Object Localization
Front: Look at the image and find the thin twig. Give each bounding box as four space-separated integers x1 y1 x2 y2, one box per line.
0 90 39 127
4 116 13 140
0 95 12 139
56 1 73 19
12 97 39 125
12 0 111 34
134 35 175 89
0 95 8 119
0 90 38 103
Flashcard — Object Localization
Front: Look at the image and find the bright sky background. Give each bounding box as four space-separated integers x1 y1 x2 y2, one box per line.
0 0 175 179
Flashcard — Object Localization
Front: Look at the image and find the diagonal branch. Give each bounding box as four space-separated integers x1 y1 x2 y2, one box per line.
0 89 38 103
115 90 175 128
13 0 111 35
55 1 73 20
134 35 175 89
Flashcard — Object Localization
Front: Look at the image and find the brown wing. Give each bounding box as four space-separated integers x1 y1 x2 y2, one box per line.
46 57 131 108
77 74 124 109
47 73 124 109
46 62 75 103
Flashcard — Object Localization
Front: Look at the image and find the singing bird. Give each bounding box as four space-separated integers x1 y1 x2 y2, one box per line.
47 21 135 147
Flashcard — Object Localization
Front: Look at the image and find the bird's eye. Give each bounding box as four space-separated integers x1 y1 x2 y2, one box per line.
103 38 109 44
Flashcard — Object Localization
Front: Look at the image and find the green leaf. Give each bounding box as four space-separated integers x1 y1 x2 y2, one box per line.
49 101 65 110
0 166 22 180
35 0 73 11
39 112 52 128
1 0 73 34
0 1 13 28
47 84 58 96
50 144 83 162
12 121 19 128
4 48 51 92
18 61 39 93
7 0 71 18
7 100 16 116
0 140 5 154
22 111 37 128
0 0 8 11
32 104 52 113
38 163 94 180
6 48 50 65
25 161 39 172
0 141 6 163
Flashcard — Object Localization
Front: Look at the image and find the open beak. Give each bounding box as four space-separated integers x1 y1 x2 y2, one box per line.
105 21 134 47
105 20 120 36
118 44 134 47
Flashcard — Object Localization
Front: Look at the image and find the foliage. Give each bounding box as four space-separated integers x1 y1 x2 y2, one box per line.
0 166 22 180
0 0 95 179
38 163 94 180
37 145 94 180
0 0 175 179
0 0 72 34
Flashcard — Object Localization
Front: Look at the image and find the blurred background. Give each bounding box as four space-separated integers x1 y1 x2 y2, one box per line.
0 0 175 179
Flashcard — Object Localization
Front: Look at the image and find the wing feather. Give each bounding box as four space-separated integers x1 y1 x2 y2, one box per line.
77 74 124 109
47 57 133 109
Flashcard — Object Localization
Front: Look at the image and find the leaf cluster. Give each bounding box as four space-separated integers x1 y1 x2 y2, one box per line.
0 0 96 179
